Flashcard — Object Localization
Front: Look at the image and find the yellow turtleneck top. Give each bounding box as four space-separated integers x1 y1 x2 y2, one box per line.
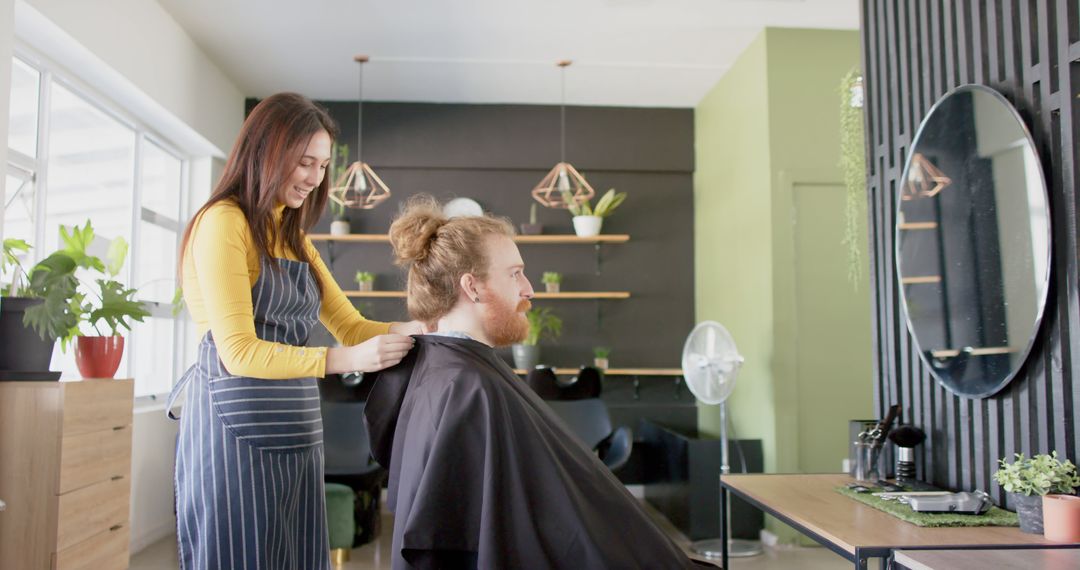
181 200 390 379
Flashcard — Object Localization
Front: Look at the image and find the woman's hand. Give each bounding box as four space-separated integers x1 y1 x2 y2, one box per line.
389 320 429 336
325 333 416 374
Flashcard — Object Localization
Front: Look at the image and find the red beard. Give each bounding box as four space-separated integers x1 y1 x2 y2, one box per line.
482 297 531 347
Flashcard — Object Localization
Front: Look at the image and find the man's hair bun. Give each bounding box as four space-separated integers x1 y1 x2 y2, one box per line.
389 195 447 265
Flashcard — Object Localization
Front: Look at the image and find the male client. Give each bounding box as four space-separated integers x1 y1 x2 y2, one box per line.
364 196 711 569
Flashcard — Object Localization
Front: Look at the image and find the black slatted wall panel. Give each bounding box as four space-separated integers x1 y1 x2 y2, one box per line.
862 0 1080 503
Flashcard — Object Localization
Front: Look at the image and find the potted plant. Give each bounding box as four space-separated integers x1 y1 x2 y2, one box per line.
329 143 351 235
520 203 543 235
993 452 1080 534
562 188 627 237
22 221 150 379
542 271 562 293
329 199 351 236
593 346 611 370
355 271 375 292
0 238 58 376
512 307 562 370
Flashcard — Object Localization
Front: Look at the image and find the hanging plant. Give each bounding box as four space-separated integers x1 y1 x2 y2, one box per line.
838 67 867 290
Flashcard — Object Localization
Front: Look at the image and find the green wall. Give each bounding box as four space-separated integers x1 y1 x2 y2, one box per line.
694 28 871 489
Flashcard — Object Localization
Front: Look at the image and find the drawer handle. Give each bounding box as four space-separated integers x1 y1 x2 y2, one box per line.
111 475 124 481
109 524 122 532
112 426 125 431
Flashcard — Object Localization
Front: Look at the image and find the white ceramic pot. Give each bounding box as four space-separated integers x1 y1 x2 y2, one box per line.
545 282 560 293
572 215 603 237
330 219 351 236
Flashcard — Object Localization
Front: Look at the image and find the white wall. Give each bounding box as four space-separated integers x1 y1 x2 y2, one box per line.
0 0 14 240
129 407 180 554
21 0 243 154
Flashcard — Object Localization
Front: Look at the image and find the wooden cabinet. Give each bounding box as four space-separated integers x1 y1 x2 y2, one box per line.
0 378 133 570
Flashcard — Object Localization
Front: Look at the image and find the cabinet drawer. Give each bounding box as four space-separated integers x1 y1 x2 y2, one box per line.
56 475 130 551
61 379 132 436
52 522 129 570
58 425 132 494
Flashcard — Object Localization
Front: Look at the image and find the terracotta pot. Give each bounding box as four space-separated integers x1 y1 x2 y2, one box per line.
1043 494 1080 542
74 335 125 379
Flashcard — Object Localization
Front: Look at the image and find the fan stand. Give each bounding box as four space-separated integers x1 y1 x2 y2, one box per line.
690 401 763 559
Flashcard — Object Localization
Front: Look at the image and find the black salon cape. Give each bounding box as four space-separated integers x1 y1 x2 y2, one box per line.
364 335 702 570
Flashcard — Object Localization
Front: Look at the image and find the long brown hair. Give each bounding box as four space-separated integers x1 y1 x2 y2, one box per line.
388 195 515 326
179 93 338 293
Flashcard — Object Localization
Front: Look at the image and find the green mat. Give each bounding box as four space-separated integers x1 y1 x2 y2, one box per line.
835 486 1019 527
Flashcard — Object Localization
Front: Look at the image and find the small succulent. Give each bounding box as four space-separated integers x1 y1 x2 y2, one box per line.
993 452 1080 496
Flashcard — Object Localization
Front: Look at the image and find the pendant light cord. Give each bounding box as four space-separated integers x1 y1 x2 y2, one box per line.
559 63 566 163
357 61 364 164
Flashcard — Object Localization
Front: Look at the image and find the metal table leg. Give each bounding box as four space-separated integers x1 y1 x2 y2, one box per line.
720 485 729 568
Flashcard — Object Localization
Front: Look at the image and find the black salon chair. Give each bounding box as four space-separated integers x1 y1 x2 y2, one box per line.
526 366 602 400
527 367 632 471
546 398 633 472
319 373 385 545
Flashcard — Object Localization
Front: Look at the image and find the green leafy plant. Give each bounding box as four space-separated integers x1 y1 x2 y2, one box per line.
22 221 150 351
561 188 627 218
1 237 32 296
593 346 611 359
839 67 867 291
355 271 375 284
523 307 562 346
328 143 350 219
541 271 562 285
993 452 1080 496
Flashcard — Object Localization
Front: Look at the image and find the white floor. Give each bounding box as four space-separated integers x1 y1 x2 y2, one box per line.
131 500 854 570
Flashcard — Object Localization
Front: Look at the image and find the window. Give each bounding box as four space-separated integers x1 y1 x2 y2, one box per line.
6 54 189 398
7 57 39 158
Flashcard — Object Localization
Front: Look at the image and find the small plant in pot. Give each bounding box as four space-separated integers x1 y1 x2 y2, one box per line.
561 188 627 237
520 203 543 235
328 143 352 235
512 307 562 370
22 221 150 379
593 346 611 370
541 271 562 293
0 238 58 376
355 271 376 292
994 452 1080 535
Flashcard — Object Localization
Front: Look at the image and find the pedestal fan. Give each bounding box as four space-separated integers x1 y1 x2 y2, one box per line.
681 320 762 559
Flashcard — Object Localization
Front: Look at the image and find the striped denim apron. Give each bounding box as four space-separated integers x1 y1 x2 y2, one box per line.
168 257 330 570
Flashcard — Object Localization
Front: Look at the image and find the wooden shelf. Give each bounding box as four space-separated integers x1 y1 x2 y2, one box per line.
309 233 630 244
534 291 630 299
930 346 1017 358
344 291 630 299
901 275 941 285
512 368 683 376
899 222 939 230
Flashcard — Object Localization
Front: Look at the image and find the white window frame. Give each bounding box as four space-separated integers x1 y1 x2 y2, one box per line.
7 49 192 402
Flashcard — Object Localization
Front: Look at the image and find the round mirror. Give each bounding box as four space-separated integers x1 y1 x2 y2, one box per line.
896 85 1050 399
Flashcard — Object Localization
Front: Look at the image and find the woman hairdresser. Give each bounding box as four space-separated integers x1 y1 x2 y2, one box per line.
167 92 422 570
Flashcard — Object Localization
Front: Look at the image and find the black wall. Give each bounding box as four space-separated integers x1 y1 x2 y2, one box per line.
862 0 1080 502
246 99 700 474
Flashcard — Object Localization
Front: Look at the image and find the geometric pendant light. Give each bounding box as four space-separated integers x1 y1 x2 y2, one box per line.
531 60 596 209
901 153 951 201
330 55 391 210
